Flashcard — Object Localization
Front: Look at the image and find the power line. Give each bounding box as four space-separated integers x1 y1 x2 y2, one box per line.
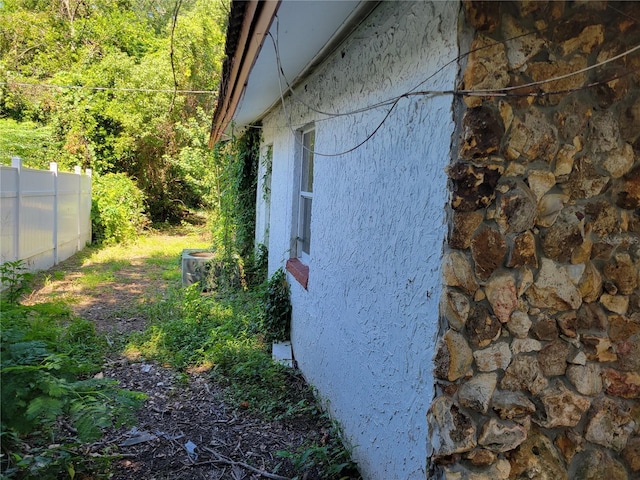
458 43 640 96
270 13 555 120
0 81 217 95
266 8 640 157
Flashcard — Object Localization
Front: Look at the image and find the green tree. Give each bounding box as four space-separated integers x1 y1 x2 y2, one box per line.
0 0 229 223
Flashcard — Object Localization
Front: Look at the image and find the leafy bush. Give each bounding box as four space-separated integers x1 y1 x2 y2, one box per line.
0 301 145 478
91 172 148 244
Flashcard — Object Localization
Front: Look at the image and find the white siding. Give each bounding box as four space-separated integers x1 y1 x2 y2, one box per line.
257 2 459 478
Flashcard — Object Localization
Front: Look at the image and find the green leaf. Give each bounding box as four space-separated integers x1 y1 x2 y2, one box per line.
7 341 49 365
25 396 63 421
43 376 70 398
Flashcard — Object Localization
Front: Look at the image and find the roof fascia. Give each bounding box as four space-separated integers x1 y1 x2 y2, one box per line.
209 0 281 147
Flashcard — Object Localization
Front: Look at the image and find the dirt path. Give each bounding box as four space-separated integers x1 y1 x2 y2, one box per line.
25 230 339 480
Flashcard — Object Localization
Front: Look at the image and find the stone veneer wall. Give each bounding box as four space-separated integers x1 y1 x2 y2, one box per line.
428 1 640 479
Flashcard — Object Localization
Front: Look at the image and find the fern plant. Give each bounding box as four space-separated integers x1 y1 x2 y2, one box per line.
0 302 146 478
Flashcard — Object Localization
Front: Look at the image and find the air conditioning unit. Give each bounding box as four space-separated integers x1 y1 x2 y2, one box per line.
181 249 215 288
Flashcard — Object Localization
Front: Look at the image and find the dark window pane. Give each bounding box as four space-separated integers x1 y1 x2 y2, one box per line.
300 196 312 255
301 130 314 192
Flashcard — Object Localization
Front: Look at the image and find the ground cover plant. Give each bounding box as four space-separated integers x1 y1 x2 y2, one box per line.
123 272 360 479
1 267 146 479
15 226 361 480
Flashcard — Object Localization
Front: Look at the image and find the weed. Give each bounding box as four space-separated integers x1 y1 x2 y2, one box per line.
277 415 361 480
127 285 298 417
0 260 33 304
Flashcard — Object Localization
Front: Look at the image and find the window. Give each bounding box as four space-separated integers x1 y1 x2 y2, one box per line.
287 127 314 289
297 128 314 262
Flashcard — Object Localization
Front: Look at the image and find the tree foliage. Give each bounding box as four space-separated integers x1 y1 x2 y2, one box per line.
0 0 229 223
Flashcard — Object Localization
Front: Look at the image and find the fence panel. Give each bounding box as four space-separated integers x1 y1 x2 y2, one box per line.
0 159 92 274
79 172 92 247
19 167 55 266
0 167 18 263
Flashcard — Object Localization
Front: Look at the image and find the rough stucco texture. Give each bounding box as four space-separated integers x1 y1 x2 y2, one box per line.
255 1 459 478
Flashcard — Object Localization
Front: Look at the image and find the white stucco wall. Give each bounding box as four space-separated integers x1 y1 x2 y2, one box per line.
256 2 460 478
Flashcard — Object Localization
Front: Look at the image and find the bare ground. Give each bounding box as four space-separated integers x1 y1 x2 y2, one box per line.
24 231 356 480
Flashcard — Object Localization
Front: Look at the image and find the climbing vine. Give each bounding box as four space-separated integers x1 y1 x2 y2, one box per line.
231 125 261 259
209 124 264 289
261 144 273 202
262 268 292 342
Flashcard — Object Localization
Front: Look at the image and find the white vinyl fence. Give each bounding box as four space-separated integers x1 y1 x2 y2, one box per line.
0 157 92 274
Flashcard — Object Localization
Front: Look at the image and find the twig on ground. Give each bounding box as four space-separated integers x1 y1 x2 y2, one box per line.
198 446 291 480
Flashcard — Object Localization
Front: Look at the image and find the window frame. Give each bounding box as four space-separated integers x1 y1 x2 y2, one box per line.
296 127 314 264
286 126 314 289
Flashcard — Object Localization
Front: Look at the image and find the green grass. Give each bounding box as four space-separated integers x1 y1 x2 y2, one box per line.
76 270 116 288
51 271 65 281
161 269 181 281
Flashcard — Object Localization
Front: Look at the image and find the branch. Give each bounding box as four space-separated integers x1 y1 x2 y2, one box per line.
199 446 291 480
169 0 183 113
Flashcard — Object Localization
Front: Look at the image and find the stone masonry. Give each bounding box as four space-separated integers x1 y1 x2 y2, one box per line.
429 1 640 479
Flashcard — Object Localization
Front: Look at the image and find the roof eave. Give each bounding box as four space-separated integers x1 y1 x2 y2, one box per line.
209 0 281 147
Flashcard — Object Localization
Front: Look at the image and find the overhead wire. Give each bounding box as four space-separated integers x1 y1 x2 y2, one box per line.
267 9 640 158
251 62 638 136
270 16 400 120
268 26 403 158
5 6 636 151
0 81 217 95
272 14 557 120
457 43 640 96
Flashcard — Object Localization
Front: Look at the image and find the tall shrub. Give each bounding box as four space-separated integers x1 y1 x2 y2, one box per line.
91 173 147 244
